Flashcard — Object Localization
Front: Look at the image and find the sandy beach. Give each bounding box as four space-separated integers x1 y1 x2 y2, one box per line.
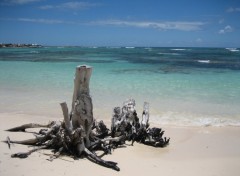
1 112 240 176
1 0 240 175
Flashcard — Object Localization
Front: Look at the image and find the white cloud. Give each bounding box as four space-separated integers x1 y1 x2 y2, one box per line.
218 25 233 34
196 38 202 42
18 18 64 24
6 17 205 32
0 17 81 25
226 7 240 12
218 19 224 24
3 0 41 5
16 18 81 25
39 5 53 10
92 20 205 31
39 2 99 11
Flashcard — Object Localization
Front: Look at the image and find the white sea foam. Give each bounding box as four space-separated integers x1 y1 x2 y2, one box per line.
197 60 210 63
171 49 186 51
225 48 239 52
144 47 152 50
150 113 240 127
125 47 135 49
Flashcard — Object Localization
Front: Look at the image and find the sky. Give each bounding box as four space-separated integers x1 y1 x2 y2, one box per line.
0 0 240 47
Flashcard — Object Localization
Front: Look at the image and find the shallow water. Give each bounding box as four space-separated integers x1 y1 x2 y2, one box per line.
0 47 240 126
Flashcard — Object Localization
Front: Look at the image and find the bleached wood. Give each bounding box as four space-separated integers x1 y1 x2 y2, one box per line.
71 65 92 109
141 102 149 129
60 102 72 132
71 65 93 148
6 122 53 132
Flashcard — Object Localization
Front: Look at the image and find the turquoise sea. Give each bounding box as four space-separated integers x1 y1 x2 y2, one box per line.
0 46 240 126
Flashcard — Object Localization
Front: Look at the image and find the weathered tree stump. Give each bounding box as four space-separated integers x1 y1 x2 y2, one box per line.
70 65 93 154
4 65 170 172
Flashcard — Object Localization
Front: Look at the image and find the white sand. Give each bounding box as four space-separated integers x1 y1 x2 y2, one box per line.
1 113 240 176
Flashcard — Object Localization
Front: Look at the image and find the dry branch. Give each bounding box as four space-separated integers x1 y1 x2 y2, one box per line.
6 122 54 132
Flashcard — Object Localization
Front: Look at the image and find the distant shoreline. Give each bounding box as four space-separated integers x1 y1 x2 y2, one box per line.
0 44 238 49
0 43 42 48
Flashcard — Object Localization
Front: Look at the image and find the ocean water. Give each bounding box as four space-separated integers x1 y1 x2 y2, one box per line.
0 46 240 127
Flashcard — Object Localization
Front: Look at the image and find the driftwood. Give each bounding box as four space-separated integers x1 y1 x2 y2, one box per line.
4 65 170 171
6 122 54 132
70 65 93 149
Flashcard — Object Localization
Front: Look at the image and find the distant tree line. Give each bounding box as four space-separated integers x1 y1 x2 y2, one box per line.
0 43 42 48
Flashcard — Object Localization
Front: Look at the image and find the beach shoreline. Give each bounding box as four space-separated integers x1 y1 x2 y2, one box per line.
1 47 240 127
1 112 240 176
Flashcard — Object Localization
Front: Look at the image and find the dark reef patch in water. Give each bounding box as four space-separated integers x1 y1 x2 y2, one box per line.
1 47 240 71
111 66 191 75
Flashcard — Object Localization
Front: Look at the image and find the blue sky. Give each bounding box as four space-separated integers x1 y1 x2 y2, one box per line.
0 0 240 47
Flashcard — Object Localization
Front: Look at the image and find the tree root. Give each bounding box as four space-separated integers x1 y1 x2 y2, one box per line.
5 118 169 171
6 122 54 132
84 148 120 171
11 146 47 158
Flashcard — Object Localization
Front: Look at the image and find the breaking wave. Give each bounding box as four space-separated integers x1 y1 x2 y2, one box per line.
197 60 210 63
171 48 187 51
151 113 240 127
226 48 239 52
